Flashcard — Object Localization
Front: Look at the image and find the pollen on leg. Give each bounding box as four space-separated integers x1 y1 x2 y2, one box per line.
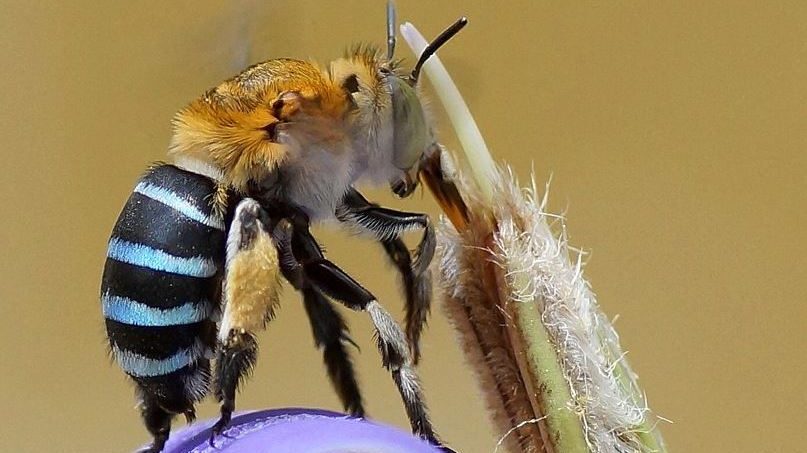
219 199 281 344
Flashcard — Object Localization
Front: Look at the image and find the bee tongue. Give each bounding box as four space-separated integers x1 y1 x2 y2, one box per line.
418 144 469 231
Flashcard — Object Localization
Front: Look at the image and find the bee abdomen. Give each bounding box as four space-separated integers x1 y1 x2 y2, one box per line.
101 164 225 396
104 319 211 376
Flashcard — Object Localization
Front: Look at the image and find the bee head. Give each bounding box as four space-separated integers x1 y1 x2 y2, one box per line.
330 4 467 198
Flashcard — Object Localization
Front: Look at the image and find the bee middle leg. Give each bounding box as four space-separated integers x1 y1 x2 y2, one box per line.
211 199 281 444
283 214 444 447
336 187 434 364
301 288 365 415
274 226 365 417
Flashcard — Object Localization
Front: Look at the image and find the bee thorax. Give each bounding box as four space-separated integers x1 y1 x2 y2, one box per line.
271 141 357 221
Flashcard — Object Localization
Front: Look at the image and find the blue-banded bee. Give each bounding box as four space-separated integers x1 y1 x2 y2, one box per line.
101 3 467 452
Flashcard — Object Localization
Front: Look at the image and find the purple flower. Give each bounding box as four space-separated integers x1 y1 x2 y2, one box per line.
150 408 444 453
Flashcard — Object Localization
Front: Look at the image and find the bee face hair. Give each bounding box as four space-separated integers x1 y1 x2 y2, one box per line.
329 46 429 193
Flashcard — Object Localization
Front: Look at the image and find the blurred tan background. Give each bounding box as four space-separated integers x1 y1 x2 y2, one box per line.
1 1 804 452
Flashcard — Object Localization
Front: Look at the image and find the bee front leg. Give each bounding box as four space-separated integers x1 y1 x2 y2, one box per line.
336 187 434 364
285 217 447 448
211 199 281 445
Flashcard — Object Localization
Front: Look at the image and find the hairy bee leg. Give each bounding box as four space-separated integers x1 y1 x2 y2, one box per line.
302 287 365 416
337 188 435 363
138 393 171 453
211 199 280 445
133 368 204 452
338 188 435 275
287 222 443 446
274 229 365 416
380 238 433 364
211 330 257 444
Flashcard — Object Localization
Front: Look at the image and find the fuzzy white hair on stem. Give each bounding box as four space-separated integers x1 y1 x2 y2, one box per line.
403 21 668 453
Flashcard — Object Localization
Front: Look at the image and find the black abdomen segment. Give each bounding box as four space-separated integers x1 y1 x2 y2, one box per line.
101 164 225 406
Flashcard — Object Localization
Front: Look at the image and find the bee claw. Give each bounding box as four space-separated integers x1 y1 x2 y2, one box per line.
136 445 163 453
208 411 233 447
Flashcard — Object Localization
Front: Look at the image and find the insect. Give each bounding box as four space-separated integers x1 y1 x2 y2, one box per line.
100 3 467 452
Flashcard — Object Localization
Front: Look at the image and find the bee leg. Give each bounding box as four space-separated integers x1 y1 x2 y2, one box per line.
337 188 435 276
336 187 434 363
211 330 257 443
380 238 432 365
211 199 280 445
302 287 365 416
274 223 365 416
134 370 204 452
286 219 444 447
137 392 171 453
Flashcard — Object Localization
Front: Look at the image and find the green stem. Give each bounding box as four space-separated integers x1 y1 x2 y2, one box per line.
403 21 666 453
507 270 590 453
403 23 589 451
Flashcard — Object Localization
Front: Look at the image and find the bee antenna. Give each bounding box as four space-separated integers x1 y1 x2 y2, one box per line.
411 16 468 82
386 0 397 61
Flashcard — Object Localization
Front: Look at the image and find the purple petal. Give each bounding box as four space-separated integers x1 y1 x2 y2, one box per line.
150 408 444 453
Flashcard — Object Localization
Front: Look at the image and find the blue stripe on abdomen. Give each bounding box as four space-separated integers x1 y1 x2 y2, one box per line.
101 259 214 310
106 238 217 278
111 340 208 377
134 181 225 231
102 292 211 327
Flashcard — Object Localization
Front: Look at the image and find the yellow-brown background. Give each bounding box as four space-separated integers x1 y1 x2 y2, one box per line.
0 1 804 452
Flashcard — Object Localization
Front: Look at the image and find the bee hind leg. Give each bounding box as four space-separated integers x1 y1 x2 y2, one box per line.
211 199 280 445
211 330 257 444
136 392 172 453
336 187 434 364
139 406 170 452
285 216 445 447
134 370 204 452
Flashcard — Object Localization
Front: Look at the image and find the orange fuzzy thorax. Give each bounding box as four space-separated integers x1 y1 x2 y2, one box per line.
169 59 351 192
